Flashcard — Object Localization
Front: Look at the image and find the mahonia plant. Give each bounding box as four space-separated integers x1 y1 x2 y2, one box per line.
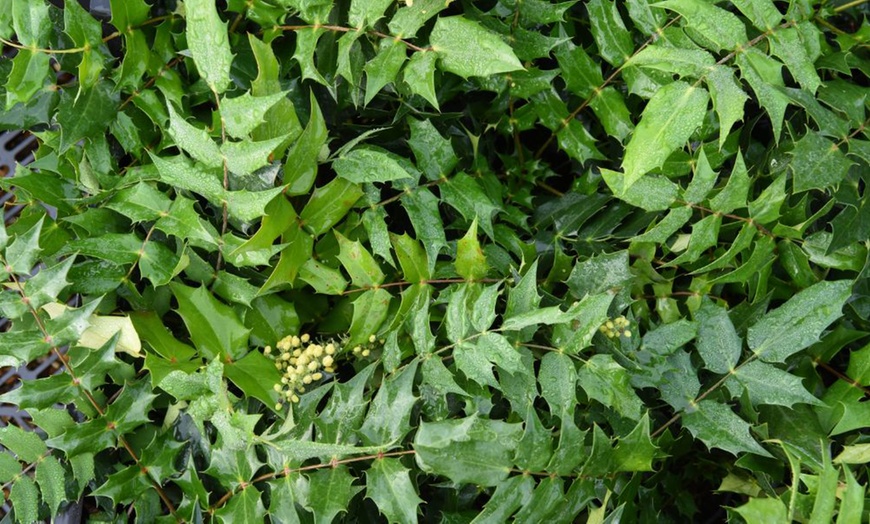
0 0 869 522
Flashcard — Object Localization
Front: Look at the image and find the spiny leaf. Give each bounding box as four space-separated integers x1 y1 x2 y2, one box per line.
682 400 771 457
748 280 852 363
430 16 523 78
186 0 233 93
621 81 709 190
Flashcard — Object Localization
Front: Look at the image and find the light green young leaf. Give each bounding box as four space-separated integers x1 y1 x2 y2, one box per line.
621 81 709 190
653 0 748 52
333 148 413 184
683 400 771 456
366 458 423 524
730 0 782 31
732 498 788 523
388 0 446 36
430 17 523 78
185 0 233 93
10 475 38 524
167 103 221 168
36 454 66 515
628 45 715 78
220 91 288 139
298 259 348 295
706 66 748 149
748 280 852 363
391 233 429 284
601 169 680 211
455 218 488 281
336 232 385 288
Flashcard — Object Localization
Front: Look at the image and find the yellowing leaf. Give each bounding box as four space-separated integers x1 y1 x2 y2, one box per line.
42 303 142 358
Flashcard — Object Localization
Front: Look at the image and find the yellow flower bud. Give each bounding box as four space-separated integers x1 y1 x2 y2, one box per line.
369 334 377 343
362 349 371 357
275 403 283 410
323 355 334 367
301 333 310 343
325 343 336 355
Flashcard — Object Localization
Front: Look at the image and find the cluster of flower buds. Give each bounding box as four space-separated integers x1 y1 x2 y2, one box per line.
265 333 337 410
350 334 380 359
599 316 632 338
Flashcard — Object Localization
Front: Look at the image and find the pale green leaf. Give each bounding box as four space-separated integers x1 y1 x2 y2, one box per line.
186 0 233 93
334 148 412 184
653 0 748 52
220 91 288 139
414 416 521 486
430 17 523 78
621 81 709 190
455 218 488 281
36 455 66 515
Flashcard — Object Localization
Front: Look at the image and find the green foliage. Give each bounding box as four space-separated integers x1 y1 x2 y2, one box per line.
1 0 869 522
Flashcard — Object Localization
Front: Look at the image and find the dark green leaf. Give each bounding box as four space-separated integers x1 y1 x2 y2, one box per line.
683 400 771 456
414 416 522 486
748 280 852 363
366 458 423 524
